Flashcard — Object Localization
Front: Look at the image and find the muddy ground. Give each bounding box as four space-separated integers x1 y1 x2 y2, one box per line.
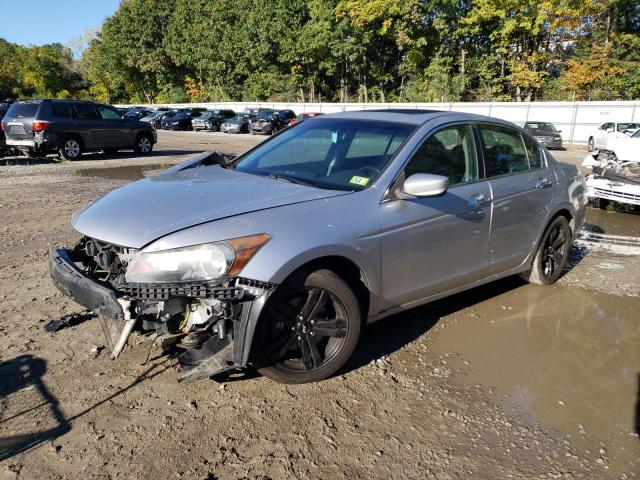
0 133 638 480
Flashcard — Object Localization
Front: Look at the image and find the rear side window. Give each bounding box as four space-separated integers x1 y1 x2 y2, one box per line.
7 103 39 118
74 104 99 120
523 135 544 169
479 125 530 177
405 124 478 185
52 103 72 119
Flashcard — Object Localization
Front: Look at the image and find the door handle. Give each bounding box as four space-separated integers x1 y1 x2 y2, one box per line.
467 193 489 207
535 178 552 189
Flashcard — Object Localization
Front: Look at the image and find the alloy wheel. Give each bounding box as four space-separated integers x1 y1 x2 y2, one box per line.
64 139 80 158
260 287 348 372
542 225 568 278
138 136 151 153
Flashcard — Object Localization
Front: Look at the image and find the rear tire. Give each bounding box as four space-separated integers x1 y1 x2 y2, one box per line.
256 269 361 384
520 216 572 285
58 136 83 160
209 122 219 132
134 133 153 154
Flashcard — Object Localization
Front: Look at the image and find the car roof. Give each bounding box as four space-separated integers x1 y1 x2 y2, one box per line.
324 109 507 126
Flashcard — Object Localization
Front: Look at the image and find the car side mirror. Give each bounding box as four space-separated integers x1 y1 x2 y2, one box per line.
401 173 448 197
557 129 562 133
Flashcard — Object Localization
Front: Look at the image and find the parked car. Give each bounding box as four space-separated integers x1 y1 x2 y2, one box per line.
583 151 640 207
49 110 587 385
0 102 11 157
192 109 236 132
249 109 296 135
1 99 157 159
160 111 199 131
603 129 640 162
123 108 155 121
524 121 563 149
141 110 178 129
289 112 324 126
220 114 253 134
587 122 640 151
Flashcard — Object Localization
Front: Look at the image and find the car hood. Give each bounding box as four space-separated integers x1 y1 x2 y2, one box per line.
72 166 348 248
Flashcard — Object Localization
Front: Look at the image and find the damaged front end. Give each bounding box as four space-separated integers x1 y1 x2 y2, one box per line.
582 152 640 207
49 236 276 382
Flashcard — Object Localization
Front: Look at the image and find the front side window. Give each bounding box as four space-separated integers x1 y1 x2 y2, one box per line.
601 123 613 131
404 124 478 186
479 124 530 177
96 105 122 120
234 119 415 191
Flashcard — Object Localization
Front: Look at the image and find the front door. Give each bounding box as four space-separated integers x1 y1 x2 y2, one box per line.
379 124 493 307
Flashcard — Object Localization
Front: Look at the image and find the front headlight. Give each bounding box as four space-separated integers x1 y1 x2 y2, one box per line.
125 233 270 283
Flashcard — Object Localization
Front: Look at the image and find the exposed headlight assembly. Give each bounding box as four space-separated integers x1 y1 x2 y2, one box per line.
125 233 270 284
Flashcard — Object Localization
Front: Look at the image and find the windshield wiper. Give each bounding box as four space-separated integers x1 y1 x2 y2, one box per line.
266 173 316 188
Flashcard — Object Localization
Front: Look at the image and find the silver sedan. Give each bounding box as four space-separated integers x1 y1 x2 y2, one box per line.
50 110 587 384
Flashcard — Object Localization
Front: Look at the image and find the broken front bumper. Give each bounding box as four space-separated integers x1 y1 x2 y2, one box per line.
48 246 277 381
49 248 123 320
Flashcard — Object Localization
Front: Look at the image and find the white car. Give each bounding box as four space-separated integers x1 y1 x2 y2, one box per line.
583 153 640 207
587 121 640 152
604 129 640 162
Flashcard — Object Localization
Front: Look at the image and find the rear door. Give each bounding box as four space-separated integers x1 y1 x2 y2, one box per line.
72 103 103 148
478 124 554 273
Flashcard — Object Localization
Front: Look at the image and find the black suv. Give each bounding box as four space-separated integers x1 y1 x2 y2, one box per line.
1 99 157 160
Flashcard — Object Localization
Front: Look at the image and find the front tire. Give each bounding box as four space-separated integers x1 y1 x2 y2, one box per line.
520 216 572 285
587 137 595 152
256 269 361 384
134 133 153 154
58 136 83 160
209 122 219 132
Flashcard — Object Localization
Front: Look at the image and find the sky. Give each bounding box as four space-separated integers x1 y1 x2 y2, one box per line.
0 0 120 47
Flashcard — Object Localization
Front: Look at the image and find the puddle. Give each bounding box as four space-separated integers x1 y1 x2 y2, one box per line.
78 164 168 181
430 283 640 473
585 207 640 237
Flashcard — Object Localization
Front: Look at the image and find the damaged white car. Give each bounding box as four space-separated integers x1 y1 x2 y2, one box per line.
583 151 640 207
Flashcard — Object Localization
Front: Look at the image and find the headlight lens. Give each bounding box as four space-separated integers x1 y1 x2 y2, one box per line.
125 233 270 284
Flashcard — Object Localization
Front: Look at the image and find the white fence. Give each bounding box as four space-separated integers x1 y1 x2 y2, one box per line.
122 101 640 144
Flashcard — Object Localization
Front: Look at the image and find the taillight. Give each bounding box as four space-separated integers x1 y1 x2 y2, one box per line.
32 120 51 133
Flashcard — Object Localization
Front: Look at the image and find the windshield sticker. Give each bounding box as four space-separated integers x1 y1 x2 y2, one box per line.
349 176 369 186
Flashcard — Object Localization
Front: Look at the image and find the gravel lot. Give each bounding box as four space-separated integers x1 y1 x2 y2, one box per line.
0 131 638 480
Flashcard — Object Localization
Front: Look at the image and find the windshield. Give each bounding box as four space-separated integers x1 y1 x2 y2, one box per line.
257 110 275 120
526 122 557 133
618 122 640 132
230 115 248 122
233 118 415 191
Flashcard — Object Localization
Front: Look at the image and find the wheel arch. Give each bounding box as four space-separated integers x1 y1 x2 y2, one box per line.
277 255 372 321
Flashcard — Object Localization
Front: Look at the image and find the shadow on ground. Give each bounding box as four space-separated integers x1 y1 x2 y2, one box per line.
0 353 173 461
0 355 69 461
